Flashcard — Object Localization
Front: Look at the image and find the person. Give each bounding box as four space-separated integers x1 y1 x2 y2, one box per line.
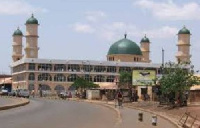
117 91 123 107
31 90 35 98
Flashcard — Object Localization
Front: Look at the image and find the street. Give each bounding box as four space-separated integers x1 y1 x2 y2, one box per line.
0 99 177 128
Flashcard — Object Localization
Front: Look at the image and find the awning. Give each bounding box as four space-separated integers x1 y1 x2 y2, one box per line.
0 77 12 85
95 82 118 90
190 85 200 90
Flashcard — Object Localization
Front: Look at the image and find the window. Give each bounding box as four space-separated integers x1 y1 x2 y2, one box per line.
38 73 52 81
29 63 35 70
84 75 92 82
38 64 52 71
54 74 66 82
67 74 77 82
119 67 131 72
68 64 80 72
13 64 26 73
28 73 35 81
94 66 106 72
13 74 26 82
94 75 104 82
107 66 116 73
106 76 115 82
83 65 92 72
54 64 66 71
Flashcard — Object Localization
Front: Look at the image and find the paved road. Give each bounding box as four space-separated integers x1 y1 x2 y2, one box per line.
0 99 117 128
0 99 177 128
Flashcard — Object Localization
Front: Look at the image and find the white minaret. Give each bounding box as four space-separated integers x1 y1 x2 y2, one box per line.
140 35 151 63
176 26 191 63
25 14 39 58
12 27 23 62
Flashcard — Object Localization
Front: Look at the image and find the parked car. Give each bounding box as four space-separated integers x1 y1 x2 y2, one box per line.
58 91 72 99
17 89 30 98
58 91 67 99
8 90 17 96
0 89 8 96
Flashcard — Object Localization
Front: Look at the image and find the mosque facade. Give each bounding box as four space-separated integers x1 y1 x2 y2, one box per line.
11 15 191 99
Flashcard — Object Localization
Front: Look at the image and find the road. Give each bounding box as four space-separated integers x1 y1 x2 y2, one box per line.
0 99 177 128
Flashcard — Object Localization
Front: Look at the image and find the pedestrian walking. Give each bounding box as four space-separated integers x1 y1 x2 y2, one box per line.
116 91 123 108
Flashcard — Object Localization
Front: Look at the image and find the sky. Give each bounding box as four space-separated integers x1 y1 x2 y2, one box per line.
0 0 200 74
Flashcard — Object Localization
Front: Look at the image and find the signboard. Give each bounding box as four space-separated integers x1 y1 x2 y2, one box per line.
132 70 156 86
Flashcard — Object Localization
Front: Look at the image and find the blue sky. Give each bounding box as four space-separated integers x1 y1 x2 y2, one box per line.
1 0 200 74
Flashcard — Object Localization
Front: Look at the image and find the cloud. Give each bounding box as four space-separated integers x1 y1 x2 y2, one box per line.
72 23 95 33
99 22 177 40
85 11 106 22
0 0 47 15
71 21 178 40
134 0 200 20
137 26 178 39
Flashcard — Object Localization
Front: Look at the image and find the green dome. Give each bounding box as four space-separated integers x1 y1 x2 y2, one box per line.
13 28 23 36
140 35 150 43
178 26 190 34
108 34 142 55
26 14 38 24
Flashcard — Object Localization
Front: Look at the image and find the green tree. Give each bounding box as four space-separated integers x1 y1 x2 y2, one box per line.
119 72 132 89
72 77 99 90
159 62 200 106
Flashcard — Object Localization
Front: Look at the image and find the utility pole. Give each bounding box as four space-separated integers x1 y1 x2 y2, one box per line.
162 48 165 67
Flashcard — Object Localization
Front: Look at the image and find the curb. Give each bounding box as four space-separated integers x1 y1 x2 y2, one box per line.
124 104 180 128
0 97 30 111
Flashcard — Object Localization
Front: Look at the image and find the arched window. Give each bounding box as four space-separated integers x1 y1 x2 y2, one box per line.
106 76 115 82
94 75 104 82
54 74 66 82
28 73 35 81
54 64 66 71
38 73 52 81
38 84 51 90
67 74 77 82
54 85 65 93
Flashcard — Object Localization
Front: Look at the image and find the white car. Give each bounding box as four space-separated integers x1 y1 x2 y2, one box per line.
17 89 30 98
0 89 8 96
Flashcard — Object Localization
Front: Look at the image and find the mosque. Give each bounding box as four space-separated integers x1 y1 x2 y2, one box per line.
11 14 191 99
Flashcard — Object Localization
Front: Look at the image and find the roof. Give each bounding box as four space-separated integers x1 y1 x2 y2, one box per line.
178 26 191 34
97 82 118 89
0 77 12 84
108 34 142 55
13 28 23 36
11 58 162 69
26 14 39 25
140 35 150 43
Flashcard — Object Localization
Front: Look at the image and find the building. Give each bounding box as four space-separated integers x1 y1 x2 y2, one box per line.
11 15 191 99
0 74 12 92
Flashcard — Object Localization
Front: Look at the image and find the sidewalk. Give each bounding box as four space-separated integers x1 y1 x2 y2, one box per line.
124 101 200 128
0 96 29 110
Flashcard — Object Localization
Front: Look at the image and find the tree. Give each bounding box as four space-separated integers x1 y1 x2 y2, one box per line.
72 77 99 90
119 71 132 89
159 62 200 106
